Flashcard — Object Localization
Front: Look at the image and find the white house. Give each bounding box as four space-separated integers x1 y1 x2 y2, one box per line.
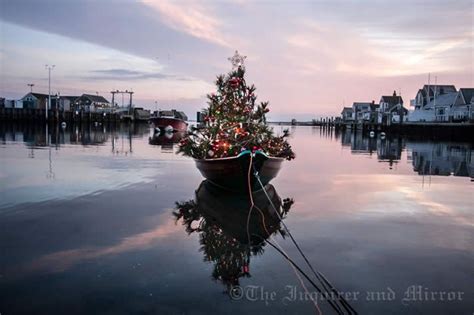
412 85 457 110
451 88 474 121
341 107 354 122
379 91 406 124
73 94 110 112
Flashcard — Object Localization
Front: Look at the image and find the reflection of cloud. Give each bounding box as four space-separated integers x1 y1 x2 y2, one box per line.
140 0 229 47
24 213 179 274
289 173 473 228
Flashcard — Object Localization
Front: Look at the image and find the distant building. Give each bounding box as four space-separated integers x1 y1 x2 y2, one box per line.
51 95 80 111
408 85 473 122
412 85 457 110
21 92 50 109
451 88 474 121
424 92 458 122
352 102 372 122
379 91 406 124
341 107 354 122
73 94 110 112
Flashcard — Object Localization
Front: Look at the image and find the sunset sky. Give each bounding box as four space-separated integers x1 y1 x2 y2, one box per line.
0 0 472 120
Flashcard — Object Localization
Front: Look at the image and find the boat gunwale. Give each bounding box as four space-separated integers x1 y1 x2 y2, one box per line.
193 150 285 162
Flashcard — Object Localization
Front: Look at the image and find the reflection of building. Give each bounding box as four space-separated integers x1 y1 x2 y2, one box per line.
409 142 473 178
350 131 377 155
377 138 403 168
0 122 150 149
342 130 404 167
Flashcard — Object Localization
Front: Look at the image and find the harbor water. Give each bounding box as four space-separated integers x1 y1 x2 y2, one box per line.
0 123 473 314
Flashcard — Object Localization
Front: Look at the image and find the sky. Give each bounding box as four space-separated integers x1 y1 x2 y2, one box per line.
0 0 472 120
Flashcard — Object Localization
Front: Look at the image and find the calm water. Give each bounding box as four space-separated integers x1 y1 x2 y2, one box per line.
0 123 473 314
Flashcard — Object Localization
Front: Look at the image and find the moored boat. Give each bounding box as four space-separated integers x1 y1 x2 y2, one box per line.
150 109 188 132
194 150 284 192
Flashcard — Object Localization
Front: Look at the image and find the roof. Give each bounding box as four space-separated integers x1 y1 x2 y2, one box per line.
459 88 474 104
81 94 109 103
61 96 80 101
22 92 50 99
341 107 353 113
352 102 372 111
424 92 457 109
388 104 408 114
422 85 457 96
380 95 403 106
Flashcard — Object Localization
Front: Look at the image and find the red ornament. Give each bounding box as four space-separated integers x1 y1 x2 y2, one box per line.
229 77 240 88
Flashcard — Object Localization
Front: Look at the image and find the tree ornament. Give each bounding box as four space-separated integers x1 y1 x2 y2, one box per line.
208 150 215 157
228 50 247 70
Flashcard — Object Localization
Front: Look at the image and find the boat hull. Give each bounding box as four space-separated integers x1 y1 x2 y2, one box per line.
194 151 284 192
150 117 188 132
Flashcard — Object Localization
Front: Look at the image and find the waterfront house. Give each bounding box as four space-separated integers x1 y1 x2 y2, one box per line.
352 102 372 123
341 107 354 122
451 88 474 121
379 91 406 124
51 95 80 111
21 92 50 109
409 85 457 122
424 92 458 122
408 86 473 122
73 94 110 112
412 85 457 110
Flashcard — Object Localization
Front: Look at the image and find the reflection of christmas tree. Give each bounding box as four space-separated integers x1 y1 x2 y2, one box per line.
178 51 295 160
173 182 293 292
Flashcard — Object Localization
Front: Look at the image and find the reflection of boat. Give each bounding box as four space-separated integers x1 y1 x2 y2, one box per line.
149 109 188 132
148 131 184 149
194 150 284 192
174 180 291 291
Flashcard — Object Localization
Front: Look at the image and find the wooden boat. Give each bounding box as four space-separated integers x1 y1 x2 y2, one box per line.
194 150 284 192
149 109 188 132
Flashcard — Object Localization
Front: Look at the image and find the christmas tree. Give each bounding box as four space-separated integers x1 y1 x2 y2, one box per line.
178 51 295 160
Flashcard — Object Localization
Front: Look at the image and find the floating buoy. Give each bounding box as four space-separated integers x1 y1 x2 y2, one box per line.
61 122 67 128
369 131 375 138
380 132 386 139
164 125 174 133
94 121 99 126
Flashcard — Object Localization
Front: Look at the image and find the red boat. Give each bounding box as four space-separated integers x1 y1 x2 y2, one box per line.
149 109 188 132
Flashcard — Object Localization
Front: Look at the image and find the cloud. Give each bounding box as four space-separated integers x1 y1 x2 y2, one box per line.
140 0 229 47
85 68 191 81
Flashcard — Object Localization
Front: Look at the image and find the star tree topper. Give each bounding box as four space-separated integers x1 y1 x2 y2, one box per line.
228 50 247 70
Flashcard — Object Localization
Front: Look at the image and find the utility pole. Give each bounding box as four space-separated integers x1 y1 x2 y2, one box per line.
45 65 55 120
27 83 34 93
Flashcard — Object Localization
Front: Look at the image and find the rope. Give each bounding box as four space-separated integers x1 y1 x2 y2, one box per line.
253 204 321 315
253 165 357 315
246 153 322 314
